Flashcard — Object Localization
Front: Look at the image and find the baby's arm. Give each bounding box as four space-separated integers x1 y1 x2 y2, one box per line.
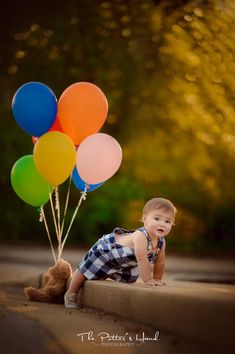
153 239 166 284
133 231 155 284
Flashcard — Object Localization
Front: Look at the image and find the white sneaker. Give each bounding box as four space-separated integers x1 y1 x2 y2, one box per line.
64 292 78 309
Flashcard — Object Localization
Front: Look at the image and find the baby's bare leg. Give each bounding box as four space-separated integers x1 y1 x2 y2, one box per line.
64 269 87 308
67 269 86 294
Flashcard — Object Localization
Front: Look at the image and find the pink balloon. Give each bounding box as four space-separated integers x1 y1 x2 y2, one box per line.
76 133 122 184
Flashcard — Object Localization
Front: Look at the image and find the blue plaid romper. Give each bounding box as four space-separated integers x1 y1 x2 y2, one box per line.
78 227 165 283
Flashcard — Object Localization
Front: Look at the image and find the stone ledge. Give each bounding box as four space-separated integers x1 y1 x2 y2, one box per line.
77 279 235 354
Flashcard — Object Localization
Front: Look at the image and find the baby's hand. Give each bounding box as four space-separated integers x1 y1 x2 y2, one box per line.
145 279 166 286
154 279 166 286
145 279 156 286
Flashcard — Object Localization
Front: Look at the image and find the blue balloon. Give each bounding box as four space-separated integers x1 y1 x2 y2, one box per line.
72 167 104 192
12 82 57 136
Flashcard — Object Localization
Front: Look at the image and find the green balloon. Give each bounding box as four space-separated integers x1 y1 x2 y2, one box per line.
11 155 53 207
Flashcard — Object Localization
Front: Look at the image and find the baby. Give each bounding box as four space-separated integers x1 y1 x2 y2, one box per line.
64 197 176 308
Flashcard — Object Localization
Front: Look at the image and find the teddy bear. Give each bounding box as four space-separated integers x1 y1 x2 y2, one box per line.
24 258 72 303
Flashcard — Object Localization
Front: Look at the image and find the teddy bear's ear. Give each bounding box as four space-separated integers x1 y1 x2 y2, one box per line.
24 286 33 297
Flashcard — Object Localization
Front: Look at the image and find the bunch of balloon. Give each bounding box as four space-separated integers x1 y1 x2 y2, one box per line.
10 81 122 262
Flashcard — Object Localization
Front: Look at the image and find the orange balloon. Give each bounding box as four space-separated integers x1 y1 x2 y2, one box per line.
58 82 108 145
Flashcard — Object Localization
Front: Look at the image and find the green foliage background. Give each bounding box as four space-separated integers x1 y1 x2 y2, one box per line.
1 0 235 254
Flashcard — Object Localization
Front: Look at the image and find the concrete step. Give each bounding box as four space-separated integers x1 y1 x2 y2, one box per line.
2 245 235 354
77 278 235 354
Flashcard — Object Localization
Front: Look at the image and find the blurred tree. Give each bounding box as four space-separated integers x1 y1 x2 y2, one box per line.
0 0 235 253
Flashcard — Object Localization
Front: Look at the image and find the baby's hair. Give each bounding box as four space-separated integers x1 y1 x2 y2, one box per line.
142 197 177 220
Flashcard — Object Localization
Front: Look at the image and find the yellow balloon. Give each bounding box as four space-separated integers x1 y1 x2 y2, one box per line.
33 131 76 185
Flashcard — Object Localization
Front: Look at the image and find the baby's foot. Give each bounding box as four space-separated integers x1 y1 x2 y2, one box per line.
64 291 78 309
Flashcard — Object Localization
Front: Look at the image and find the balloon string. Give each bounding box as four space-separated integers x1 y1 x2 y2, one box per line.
49 191 59 243
54 187 61 257
40 207 57 264
60 174 72 242
55 187 61 238
60 185 87 257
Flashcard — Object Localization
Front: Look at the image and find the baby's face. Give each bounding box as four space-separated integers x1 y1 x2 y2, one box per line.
143 209 174 238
